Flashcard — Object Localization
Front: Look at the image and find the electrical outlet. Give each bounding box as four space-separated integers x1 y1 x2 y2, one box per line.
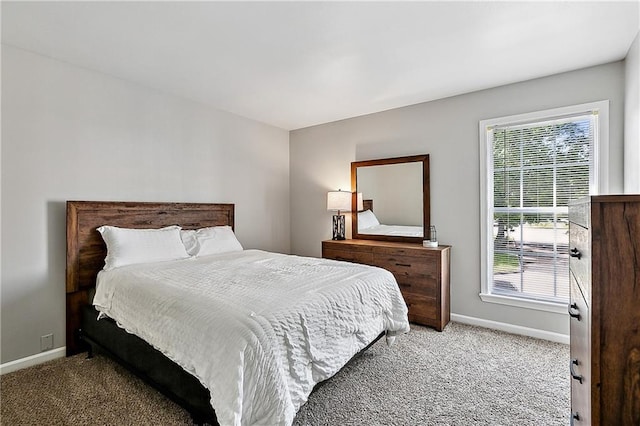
41 334 53 352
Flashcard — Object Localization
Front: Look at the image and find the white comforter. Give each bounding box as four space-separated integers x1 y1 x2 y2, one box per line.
93 249 409 426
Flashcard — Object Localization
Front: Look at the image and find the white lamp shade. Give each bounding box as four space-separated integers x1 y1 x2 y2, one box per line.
357 193 364 211
327 190 352 211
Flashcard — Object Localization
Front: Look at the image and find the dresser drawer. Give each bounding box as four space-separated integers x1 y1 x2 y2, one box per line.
396 275 438 297
569 223 591 304
372 254 438 278
322 241 373 253
403 293 438 322
569 272 591 425
322 248 374 265
373 245 430 258
569 200 590 229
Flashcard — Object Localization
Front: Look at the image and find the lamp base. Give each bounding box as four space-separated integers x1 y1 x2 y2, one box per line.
332 214 346 240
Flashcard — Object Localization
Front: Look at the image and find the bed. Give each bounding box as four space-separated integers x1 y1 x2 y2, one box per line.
65 201 410 425
357 200 423 238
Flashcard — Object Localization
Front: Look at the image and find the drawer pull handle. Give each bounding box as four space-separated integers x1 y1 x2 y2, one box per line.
570 359 583 384
569 248 582 259
395 263 411 267
571 412 580 425
568 303 581 321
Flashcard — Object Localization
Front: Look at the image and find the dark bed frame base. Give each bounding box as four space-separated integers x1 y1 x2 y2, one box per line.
80 305 218 425
80 304 386 425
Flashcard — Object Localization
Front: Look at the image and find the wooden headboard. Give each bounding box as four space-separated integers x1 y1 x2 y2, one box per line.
65 201 235 355
363 199 373 212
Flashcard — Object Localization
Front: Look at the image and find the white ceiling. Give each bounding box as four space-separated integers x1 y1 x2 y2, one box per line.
2 1 639 130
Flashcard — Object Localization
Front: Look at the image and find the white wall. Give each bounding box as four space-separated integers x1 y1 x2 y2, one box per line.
625 31 640 192
1 46 290 364
290 62 625 336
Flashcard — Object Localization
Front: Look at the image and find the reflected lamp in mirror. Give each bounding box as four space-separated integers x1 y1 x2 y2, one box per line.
357 192 364 211
327 190 351 240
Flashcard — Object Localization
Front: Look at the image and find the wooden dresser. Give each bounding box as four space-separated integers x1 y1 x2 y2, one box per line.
322 239 451 331
568 195 640 425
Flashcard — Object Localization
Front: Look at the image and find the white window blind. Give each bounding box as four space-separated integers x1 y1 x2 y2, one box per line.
489 113 594 303
478 101 608 311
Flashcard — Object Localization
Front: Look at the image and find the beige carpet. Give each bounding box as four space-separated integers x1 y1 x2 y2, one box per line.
0 322 569 425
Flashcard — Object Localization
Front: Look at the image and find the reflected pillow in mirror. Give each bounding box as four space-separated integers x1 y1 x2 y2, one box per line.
97 225 191 270
358 209 380 229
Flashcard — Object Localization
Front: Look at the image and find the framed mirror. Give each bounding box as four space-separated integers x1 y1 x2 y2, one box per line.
351 154 429 243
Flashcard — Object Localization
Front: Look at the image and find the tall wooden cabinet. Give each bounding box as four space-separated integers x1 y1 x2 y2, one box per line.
322 239 451 331
568 195 640 425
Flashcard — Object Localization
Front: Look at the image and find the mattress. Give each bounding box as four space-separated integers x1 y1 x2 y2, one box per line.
93 249 409 426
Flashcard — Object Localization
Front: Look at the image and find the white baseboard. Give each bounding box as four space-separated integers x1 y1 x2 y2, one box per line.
0 347 67 375
451 313 570 344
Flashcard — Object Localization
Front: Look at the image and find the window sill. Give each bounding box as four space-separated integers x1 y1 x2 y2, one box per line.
479 293 568 314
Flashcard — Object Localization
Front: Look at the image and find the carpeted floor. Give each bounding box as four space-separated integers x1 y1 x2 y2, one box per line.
0 322 569 425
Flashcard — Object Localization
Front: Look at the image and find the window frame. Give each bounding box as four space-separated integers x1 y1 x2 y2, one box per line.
479 101 609 313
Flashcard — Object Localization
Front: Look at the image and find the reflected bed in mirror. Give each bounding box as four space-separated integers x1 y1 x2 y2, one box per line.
351 154 430 243
358 199 424 237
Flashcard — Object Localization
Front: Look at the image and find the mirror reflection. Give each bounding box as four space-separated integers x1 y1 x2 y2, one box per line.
351 154 429 243
357 162 424 238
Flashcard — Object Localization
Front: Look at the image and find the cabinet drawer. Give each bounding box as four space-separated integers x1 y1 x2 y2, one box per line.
322 249 374 265
396 275 438 297
322 241 373 253
373 245 429 258
569 223 591 304
373 255 438 278
403 293 438 321
569 272 591 425
569 201 590 229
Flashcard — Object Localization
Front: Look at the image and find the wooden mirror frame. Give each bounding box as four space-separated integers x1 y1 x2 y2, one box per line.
351 154 430 243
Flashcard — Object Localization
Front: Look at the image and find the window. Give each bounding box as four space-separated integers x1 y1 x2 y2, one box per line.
479 102 608 313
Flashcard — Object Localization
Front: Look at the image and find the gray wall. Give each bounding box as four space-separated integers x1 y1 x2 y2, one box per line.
2 42 634 364
1 46 290 364
625 30 640 192
290 62 625 336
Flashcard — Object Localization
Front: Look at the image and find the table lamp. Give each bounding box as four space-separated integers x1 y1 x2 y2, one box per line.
327 190 352 240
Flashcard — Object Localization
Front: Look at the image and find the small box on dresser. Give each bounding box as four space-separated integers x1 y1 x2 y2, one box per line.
568 195 640 426
322 239 451 331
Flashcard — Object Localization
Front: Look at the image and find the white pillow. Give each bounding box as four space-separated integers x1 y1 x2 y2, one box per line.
358 209 380 229
181 226 243 257
97 225 191 270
